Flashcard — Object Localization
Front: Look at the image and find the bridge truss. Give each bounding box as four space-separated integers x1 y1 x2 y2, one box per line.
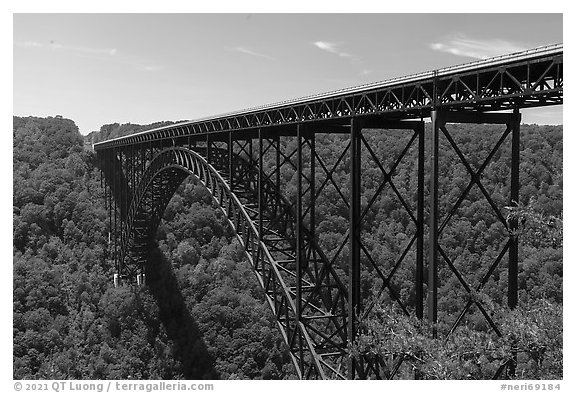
95 44 562 379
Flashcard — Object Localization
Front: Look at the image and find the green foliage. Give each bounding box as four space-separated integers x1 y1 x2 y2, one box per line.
85 121 176 145
13 116 561 380
353 300 562 379
156 180 295 379
506 198 563 248
13 117 295 380
13 117 189 379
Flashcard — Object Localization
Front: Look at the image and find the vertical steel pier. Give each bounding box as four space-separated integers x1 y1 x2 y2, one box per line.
348 118 362 379
427 109 522 378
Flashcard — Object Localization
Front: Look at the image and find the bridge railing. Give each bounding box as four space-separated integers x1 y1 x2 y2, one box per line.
93 44 562 150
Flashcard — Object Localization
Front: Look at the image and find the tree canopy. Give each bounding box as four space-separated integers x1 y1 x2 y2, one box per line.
13 116 562 379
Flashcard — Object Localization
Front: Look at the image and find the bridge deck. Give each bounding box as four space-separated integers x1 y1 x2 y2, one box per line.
93 43 562 150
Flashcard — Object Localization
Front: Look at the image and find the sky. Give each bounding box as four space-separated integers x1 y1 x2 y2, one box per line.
13 12 563 135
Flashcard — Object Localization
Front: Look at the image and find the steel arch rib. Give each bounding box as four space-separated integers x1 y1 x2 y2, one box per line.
213 145 348 370
202 146 350 365
121 146 346 379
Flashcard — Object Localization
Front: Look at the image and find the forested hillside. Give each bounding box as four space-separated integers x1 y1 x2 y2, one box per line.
84 121 177 146
13 116 562 380
13 117 294 379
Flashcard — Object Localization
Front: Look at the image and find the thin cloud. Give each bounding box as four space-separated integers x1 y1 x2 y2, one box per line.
313 41 354 58
228 46 275 60
429 36 528 59
139 64 164 72
15 40 166 72
15 40 118 56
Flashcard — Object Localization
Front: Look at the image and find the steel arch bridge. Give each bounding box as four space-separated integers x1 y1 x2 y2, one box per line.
94 44 563 379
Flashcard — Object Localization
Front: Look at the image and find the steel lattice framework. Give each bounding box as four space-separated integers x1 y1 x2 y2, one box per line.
95 44 562 379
